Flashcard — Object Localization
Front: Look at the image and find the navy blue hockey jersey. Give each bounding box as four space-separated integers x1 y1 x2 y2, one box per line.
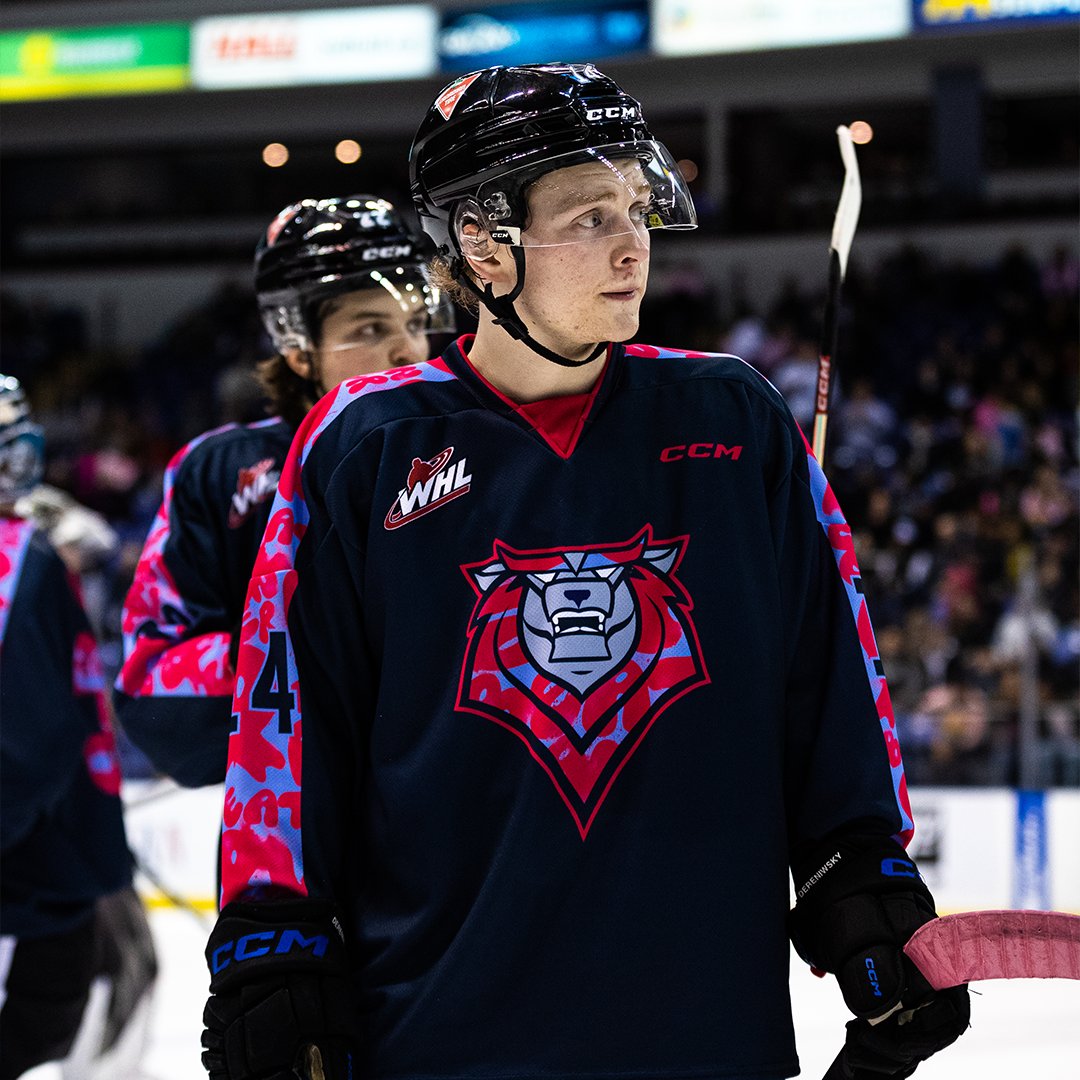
223 340 913 1079
116 417 293 786
1 517 130 939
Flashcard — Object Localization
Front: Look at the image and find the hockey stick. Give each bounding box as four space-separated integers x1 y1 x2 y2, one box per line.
811 125 862 467
821 909 1080 1079
131 849 215 931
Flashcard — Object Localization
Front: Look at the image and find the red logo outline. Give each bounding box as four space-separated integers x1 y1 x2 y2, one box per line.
435 71 482 120
456 526 710 838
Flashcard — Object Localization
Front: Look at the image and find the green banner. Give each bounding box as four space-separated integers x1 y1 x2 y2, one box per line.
0 24 190 101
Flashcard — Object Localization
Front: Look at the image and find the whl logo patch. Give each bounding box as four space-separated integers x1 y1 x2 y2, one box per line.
457 526 710 837
385 446 472 530
228 458 279 528
435 71 482 119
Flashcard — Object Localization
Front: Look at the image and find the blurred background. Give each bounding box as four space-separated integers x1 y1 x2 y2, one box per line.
2 0 1078 910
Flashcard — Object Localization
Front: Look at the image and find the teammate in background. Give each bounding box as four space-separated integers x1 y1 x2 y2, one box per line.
115 196 454 788
203 66 969 1080
0 376 154 1079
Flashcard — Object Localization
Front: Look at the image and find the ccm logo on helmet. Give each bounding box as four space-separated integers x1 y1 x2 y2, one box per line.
363 244 413 261
585 105 640 122
660 443 743 462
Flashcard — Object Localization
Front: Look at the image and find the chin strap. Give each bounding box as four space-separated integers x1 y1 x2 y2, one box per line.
454 249 607 369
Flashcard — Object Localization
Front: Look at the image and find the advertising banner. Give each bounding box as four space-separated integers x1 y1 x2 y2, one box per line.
192 6 437 89
0 24 189 102
653 0 909 57
439 1 648 73
914 0 1080 29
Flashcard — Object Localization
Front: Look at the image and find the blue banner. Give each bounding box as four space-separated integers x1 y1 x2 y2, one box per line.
913 0 1080 30
439 1 649 73
1013 789 1050 910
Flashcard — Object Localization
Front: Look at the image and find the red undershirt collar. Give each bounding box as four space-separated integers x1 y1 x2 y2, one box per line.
457 334 610 459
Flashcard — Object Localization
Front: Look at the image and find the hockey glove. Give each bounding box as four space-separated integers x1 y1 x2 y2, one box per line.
790 834 969 1076
202 900 357 1080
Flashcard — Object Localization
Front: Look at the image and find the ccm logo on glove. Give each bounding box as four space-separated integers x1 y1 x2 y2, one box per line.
210 927 329 974
864 956 883 999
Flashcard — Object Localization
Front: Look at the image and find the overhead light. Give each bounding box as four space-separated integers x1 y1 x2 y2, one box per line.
677 158 699 183
262 142 289 167
335 139 362 164
849 121 874 145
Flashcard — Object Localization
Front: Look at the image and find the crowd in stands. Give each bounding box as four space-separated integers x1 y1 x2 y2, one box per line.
3 241 1077 787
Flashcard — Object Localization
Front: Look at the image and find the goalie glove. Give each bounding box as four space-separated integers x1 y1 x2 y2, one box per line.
202 900 357 1080
790 833 969 1075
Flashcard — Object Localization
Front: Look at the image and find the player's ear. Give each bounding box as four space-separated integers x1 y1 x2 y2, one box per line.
282 348 314 380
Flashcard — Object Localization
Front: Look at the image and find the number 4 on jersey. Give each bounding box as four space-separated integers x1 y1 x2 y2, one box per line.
252 630 295 733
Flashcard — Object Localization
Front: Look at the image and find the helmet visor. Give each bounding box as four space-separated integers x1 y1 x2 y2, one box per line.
261 265 455 354
465 140 696 250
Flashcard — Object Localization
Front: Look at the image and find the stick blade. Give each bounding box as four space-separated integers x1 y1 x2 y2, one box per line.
905 910 1080 989
830 125 862 279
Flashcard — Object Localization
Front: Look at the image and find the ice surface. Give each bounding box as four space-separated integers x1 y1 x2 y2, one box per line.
131 908 1080 1080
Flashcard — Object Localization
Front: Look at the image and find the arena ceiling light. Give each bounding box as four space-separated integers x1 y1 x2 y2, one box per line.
334 140 362 164
261 142 289 167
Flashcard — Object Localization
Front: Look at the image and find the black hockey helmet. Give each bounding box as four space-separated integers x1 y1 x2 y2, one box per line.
409 63 696 257
0 374 45 502
255 194 454 354
409 64 695 367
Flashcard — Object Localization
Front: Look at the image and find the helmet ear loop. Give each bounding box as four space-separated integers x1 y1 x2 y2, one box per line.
452 209 529 335
451 238 529 341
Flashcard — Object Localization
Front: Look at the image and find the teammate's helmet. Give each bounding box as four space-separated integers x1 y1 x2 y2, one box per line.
0 375 45 503
409 63 696 258
254 194 454 354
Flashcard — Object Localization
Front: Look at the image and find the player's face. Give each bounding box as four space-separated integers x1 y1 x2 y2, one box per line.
314 287 430 386
514 159 651 355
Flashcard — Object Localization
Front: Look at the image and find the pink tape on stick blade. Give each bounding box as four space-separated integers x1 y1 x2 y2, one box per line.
904 909 1080 990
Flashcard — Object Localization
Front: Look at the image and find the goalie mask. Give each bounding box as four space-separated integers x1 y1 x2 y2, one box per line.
255 195 455 356
0 375 45 503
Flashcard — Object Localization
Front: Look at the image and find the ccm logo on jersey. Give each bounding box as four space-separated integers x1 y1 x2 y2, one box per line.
385 446 472 530
660 443 743 462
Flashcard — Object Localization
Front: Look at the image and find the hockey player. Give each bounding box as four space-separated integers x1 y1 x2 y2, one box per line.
203 66 970 1080
0 376 154 1079
115 196 454 787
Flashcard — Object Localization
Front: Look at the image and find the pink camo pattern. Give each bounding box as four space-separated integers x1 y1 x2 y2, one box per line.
802 431 914 847
0 517 34 650
73 628 123 796
222 361 456 906
624 344 717 360
116 425 240 697
67 568 124 795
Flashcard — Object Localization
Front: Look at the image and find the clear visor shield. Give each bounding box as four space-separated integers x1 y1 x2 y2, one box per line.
324 268 456 353
462 141 697 250
262 266 455 354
